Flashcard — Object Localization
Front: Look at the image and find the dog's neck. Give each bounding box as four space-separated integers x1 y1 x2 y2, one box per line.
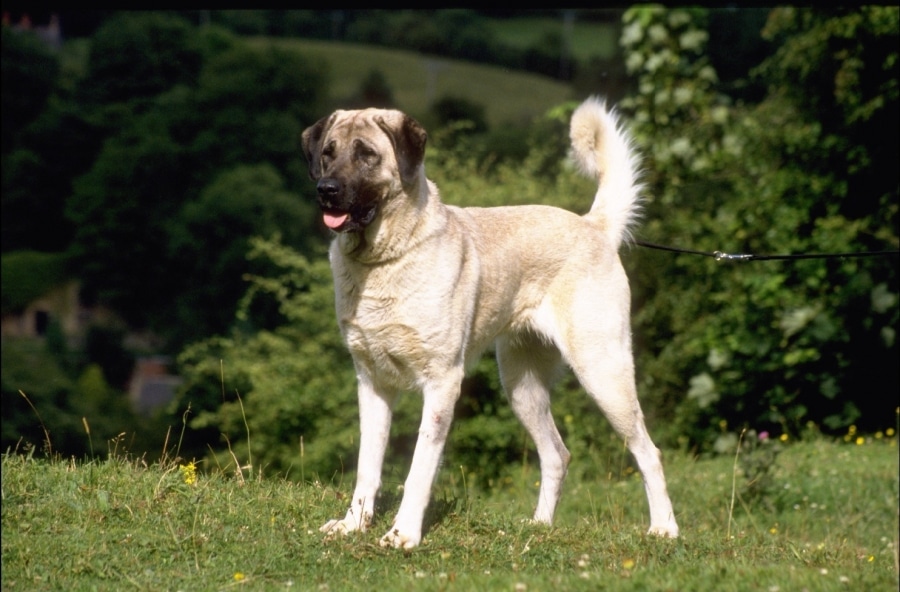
333 178 445 265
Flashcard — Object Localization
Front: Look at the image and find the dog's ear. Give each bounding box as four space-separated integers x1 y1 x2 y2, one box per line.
376 114 427 187
301 113 336 180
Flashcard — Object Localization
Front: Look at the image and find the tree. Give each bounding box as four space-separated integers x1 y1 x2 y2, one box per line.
618 7 898 448
1 25 59 154
79 12 202 107
65 30 327 345
166 164 317 344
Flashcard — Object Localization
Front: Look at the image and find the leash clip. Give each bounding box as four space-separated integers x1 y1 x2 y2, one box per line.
714 251 753 262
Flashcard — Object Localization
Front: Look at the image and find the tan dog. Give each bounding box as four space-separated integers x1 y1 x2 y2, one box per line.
301 97 679 549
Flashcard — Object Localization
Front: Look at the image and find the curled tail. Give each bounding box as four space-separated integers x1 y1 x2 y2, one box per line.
569 96 642 248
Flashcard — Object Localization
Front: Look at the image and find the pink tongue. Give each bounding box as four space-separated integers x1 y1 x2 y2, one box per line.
323 212 349 229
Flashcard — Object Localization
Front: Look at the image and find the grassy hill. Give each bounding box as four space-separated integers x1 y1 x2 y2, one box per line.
486 14 621 62
253 38 578 127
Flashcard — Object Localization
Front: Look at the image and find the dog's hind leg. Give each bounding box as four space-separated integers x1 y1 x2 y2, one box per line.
564 327 680 538
556 270 678 538
497 336 570 524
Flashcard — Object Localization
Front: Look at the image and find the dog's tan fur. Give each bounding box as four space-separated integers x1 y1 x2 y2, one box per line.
301 97 679 549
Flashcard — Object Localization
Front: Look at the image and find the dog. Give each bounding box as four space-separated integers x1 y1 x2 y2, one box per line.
301 97 679 549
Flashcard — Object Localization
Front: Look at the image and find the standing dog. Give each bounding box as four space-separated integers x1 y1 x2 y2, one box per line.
301 97 679 549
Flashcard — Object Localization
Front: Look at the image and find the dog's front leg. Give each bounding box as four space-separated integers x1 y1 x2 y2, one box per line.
380 373 462 549
321 376 394 539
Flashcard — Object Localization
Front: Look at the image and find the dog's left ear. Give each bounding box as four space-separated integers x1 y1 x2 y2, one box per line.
301 113 336 180
376 114 427 187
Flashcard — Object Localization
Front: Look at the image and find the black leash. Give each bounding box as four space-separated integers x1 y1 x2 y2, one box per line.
634 239 900 262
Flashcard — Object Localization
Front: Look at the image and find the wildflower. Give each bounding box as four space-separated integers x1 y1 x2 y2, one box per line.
886 428 895 437
623 558 636 570
769 526 778 535
234 572 245 581
779 434 789 443
758 431 769 441
180 461 197 485
855 436 865 446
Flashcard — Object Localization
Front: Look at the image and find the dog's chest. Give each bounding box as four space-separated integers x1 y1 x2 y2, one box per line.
334 271 444 388
339 301 434 388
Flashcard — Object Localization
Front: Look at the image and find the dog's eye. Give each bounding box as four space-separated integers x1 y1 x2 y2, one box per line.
321 142 335 165
354 140 381 166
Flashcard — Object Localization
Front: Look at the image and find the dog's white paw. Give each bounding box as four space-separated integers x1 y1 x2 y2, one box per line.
379 527 421 550
320 516 366 539
647 523 679 538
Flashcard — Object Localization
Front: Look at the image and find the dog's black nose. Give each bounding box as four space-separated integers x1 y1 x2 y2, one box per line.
317 178 341 199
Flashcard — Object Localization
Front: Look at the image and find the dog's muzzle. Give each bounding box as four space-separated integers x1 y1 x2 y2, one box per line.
316 178 377 232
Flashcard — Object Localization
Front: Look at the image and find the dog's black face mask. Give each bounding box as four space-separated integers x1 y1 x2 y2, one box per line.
315 177 379 233
301 110 428 234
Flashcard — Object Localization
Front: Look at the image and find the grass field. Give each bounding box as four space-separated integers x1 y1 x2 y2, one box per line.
253 38 577 129
2 435 897 591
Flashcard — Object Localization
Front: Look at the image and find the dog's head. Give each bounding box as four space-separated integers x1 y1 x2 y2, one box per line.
301 109 427 233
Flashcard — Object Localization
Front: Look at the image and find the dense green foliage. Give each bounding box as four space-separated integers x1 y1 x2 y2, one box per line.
2 14 328 456
618 7 898 448
65 19 325 338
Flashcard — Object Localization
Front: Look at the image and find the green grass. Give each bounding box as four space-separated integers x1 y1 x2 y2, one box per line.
3 437 897 591
253 38 576 127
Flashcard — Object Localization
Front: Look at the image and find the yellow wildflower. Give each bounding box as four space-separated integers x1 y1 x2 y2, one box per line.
179 461 197 485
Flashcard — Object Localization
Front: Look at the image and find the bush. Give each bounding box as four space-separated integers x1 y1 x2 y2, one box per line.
618 7 898 449
0 251 70 315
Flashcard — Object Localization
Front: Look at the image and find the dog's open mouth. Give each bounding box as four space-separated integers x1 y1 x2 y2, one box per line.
323 209 350 230
320 204 378 232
